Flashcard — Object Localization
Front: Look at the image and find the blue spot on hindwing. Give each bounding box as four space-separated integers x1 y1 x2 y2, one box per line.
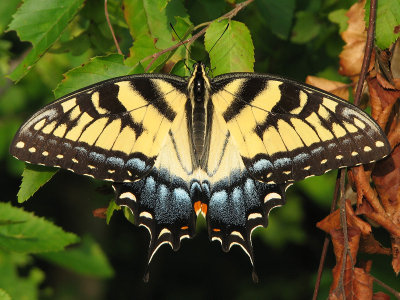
274 157 291 168
252 158 273 172
126 158 146 172
293 153 310 164
89 152 105 162
106 157 124 167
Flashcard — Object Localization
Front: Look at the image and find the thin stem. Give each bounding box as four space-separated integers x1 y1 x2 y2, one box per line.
353 0 377 106
337 169 349 299
142 0 254 72
312 172 342 300
105 0 122 55
372 276 400 299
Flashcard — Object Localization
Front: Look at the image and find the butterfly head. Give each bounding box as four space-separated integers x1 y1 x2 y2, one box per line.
189 62 211 102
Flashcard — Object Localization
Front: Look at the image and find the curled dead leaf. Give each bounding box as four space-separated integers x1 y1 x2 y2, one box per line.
306 76 350 99
317 200 372 236
359 233 391 255
339 0 369 79
367 75 400 129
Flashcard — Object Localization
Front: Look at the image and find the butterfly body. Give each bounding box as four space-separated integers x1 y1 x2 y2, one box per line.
10 62 391 270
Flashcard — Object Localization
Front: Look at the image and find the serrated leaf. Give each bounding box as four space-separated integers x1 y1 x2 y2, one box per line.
54 54 135 98
17 164 58 203
205 20 254 75
365 0 400 49
291 11 321 44
256 0 295 39
328 9 349 33
0 0 20 34
38 235 113 278
0 202 79 253
8 0 85 82
123 0 189 69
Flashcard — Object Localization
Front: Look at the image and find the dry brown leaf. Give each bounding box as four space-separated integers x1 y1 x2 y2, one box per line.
359 233 392 255
92 207 107 219
330 263 375 300
306 76 350 99
391 236 400 274
317 200 372 236
339 0 368 78
373 145 400 219
353 267 374 300
367 75 400 128
372 292 391 300
373 145 400 274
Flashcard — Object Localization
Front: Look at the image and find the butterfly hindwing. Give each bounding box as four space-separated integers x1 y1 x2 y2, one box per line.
114 108 198 263
211 73 391 184
203 106 287 263
10 74 188 182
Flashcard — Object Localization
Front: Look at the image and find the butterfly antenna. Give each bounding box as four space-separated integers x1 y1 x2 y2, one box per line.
205 22 230 77
170 23 191 72
208 22 230 55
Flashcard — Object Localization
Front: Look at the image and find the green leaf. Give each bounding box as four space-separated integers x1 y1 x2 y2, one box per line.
8 0 85 82
0 289 11 300
170 59 196 77
256 0 295 39
17 164 58 203
365 0 400 49
0 251 44 300
0 202 79 253
123 0 189 70
38 235 114 278
0 0 20 34
106 199 120 225
54 54 135 98
328 9 348 33
291 11 321 44
205 20 254 75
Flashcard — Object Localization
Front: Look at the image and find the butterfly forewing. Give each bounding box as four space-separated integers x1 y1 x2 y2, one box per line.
10 74 188 182
211 73 391 184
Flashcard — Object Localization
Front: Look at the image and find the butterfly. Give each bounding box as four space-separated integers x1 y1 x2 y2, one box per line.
10 62 390 279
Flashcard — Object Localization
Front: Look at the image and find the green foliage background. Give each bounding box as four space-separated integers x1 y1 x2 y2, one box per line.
0 0 399 299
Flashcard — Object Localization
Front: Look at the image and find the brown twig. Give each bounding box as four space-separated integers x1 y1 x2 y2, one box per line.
142 0 254 72
314 2 378 298
353 0 377 106
105 0 122 55
312 173 342 300
372 275 400 299
336 169 351 298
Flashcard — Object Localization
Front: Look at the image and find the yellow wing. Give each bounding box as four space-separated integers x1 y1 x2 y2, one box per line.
10 75 188 182
211 74 391 184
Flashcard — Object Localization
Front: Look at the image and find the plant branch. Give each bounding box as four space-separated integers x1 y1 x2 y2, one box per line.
312 171 342 300
372 275 400 299
142 0 254 72
353 0 377 106
105 0 122 55
336 169 351 299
